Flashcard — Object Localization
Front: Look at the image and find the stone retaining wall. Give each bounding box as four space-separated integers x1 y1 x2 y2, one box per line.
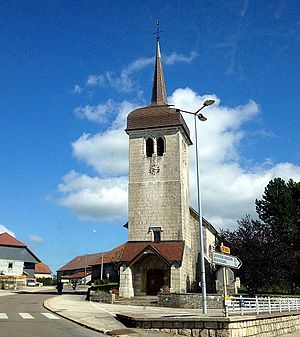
158 292 223 309
90 291 115 304
117 311 300 337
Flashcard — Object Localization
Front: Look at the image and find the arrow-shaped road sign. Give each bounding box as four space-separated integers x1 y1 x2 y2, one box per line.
212 251 242 269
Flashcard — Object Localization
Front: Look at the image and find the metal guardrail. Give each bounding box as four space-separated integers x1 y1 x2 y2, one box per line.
227 295 300 315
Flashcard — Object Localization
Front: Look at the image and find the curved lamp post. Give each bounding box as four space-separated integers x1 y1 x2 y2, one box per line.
180 99 215 314
92 229 104 280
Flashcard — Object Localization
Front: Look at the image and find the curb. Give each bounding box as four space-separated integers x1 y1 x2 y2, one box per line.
43 298 135 336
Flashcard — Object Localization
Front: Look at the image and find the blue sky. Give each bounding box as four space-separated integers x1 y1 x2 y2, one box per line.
1 0 300 272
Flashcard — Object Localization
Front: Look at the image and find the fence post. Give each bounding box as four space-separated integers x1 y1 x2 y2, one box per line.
256 296 259 314
279 297 282 312
268 297 271 313
239 295 244 316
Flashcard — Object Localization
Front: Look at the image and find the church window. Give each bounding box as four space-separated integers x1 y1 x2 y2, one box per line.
146 138 154 157
157 137 165 156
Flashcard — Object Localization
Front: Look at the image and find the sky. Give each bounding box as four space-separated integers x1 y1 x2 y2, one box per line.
1 0 300 272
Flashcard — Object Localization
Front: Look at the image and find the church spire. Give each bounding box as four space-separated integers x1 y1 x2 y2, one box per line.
151 24 168 105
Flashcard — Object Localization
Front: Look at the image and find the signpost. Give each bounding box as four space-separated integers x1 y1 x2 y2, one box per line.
212 252 242 269
220 244 230 254
216 267 234 286
213 251 242 317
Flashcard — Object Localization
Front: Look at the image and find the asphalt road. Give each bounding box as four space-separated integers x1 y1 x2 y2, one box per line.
0 290 105 337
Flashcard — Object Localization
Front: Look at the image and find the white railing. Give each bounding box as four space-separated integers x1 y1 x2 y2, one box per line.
227 295 300 315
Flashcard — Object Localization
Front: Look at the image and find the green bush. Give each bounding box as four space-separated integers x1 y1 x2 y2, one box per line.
36 278 54 286
92 282 118 293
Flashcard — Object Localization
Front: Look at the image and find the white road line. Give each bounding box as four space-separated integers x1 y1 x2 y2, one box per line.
89 300 116 316
19 313 35 319
0 313 8 319
41 313 60 320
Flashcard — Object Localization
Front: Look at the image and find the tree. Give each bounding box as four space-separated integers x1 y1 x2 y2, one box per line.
220 216 286 295
255 178 299 246
255 178 300 292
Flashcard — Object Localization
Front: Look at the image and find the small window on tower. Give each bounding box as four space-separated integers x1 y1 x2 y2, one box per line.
148 226 163 242
8 262 13 269
157 137 165 156
146 138 154 157
153 231 161 243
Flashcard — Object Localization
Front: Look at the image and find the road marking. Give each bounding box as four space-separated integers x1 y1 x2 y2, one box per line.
41 313 60 319
19 313 35 319
0 313 8 319
89 300 116 316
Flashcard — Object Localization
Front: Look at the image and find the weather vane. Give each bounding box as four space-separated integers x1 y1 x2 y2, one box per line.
153 21 163 41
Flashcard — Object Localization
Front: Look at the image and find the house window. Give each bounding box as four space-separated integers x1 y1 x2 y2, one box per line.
8 262 13 269
157 137 165 156
146 138 154 157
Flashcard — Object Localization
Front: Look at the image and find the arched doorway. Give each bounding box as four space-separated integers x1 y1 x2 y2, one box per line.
146 269 164 295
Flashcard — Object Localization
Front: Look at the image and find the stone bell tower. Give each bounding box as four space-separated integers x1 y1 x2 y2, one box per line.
126 39 193 244
119 37 200 297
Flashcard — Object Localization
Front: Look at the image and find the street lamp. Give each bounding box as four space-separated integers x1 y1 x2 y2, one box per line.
92 229 104 281
180 99 215 314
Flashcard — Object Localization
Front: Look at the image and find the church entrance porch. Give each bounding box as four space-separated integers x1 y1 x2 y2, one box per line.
118 241 184 298
132 253 170 296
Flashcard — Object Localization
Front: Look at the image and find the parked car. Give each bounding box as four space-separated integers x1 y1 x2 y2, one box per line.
26 279 37 287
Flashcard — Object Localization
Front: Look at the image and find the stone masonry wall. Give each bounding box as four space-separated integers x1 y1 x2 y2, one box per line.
158 293 223 309
121 312 300 337
127 127 190 243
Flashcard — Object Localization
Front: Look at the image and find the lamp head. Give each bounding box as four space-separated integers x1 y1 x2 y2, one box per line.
197 114 207 122
203 99 215 106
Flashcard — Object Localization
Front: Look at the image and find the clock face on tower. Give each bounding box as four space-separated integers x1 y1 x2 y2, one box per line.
149 164 160 175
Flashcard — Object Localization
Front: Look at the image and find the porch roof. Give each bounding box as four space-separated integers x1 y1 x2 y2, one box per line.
121 241 185 264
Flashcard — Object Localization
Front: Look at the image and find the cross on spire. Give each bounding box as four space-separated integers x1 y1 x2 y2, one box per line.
153 21 163 41
151 22 167 105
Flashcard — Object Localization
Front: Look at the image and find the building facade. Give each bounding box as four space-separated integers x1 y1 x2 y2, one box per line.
118 38 218 298
0 232 41 286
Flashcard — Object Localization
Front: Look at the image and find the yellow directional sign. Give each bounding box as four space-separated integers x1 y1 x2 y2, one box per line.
220 245 231 254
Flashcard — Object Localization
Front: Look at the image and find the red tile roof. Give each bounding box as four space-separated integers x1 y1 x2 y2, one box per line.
61 271 90 279
121 241 184 264
35 262 52 274
57 253 103 272
0 232 26 247
91 243 126 265
91 241 184 266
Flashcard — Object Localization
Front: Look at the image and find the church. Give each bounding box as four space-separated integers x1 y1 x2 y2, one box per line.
59 36 219 297
116 37 219 297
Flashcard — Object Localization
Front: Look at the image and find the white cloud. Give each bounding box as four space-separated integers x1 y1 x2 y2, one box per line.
72 100 138 176
84 52 197 94
164 51 198 65
58 171 127 221
0 224 15 237
72 84 82 94
168 89 300 229
28 235 44 245
86 74 106 87
59 87 300 229
74 99 116 124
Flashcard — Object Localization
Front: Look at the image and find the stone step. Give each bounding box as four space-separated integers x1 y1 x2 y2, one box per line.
115 296 158 307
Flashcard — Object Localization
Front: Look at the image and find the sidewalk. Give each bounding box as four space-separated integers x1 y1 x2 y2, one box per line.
43 294 300 337
44 293 220 337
